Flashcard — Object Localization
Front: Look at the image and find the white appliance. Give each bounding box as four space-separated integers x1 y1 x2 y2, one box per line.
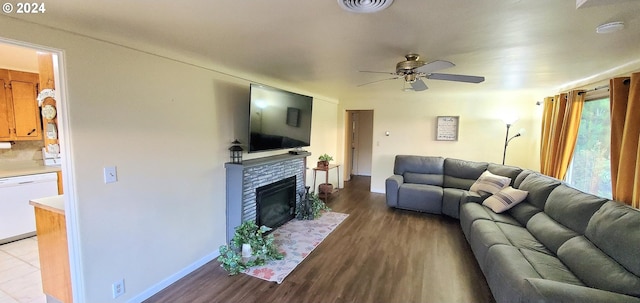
0 172 59 244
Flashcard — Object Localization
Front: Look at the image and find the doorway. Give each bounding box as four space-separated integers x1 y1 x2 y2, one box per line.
0 39 75 302
345 110 374 181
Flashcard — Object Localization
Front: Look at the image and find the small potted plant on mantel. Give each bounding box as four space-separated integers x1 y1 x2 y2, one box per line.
317 153 333 169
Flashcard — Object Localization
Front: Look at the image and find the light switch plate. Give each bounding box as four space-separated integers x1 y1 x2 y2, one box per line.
104 166 118 184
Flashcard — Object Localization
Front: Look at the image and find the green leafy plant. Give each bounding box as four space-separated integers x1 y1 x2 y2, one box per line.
217 221 284 275
296 192 331 220
318 154 334 162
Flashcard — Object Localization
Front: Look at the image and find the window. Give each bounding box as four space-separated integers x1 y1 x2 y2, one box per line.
565 97 612 198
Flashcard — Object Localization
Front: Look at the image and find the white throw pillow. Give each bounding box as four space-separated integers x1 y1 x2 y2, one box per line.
483 186 528 213
470 170 511 195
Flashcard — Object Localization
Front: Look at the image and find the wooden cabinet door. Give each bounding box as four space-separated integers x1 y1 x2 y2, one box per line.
0 69 42 141
11 80 42 140
0 78 12 140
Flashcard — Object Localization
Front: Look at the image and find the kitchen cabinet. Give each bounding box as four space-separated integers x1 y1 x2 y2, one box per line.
0 69 42 141
30 195 73 303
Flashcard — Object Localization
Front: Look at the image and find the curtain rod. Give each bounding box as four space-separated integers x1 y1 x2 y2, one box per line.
578 84 609 95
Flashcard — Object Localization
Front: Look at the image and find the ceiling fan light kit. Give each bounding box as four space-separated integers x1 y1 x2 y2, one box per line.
359 53 485 92
337 0 394 13
596 21 624 34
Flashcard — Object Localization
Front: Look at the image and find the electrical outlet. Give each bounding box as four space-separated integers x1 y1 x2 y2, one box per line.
104 166 118 184
112 278 125 298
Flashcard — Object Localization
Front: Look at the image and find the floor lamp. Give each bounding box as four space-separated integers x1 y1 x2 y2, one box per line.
502 118 525 165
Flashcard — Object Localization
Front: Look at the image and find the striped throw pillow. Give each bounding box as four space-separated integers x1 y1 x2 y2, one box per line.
483 186 528 213
470 170 511 195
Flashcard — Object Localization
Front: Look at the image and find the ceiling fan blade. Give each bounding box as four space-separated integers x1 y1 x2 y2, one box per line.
359 70 397 75
410 78 428 91
357 76 400 87
415 60 455 74
428 73 485 83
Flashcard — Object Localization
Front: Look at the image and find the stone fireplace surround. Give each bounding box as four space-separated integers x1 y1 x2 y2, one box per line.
224 152 310 242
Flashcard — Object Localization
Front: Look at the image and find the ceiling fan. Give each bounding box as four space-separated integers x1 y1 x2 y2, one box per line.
358 54 485 91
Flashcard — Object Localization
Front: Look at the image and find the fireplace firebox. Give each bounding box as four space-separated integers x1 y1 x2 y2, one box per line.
255 176 297 229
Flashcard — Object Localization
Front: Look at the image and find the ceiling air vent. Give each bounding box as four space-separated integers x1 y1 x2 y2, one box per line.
338 0 394 13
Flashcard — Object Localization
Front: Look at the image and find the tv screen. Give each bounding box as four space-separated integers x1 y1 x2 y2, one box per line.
249 84 313 153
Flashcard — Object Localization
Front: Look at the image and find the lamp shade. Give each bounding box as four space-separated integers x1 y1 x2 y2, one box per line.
502 116 519 125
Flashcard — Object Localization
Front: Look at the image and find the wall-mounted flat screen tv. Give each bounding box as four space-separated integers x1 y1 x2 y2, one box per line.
249 84 313 153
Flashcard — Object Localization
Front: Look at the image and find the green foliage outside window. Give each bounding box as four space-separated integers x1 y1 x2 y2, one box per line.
566 98 612 198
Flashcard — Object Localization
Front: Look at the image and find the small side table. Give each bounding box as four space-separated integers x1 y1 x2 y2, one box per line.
312 164 341 200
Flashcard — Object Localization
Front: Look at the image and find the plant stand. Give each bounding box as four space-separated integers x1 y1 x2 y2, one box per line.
312 164 341 200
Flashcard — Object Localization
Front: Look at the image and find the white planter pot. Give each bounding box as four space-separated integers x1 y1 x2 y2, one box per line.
241 243 252 258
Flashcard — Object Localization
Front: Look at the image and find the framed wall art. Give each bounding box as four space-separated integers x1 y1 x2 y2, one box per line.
436 116 459 141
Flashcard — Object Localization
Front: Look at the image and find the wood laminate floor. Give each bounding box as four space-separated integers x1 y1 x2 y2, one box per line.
144 176 495 303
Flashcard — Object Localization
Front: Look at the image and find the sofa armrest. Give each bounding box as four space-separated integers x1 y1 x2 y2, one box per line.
522 278 640 303
385 175 404 207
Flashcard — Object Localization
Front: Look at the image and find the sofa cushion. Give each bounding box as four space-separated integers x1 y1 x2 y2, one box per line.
585 201 640 277
517 173 561 210
484 245 543 303
487 163 523 187
393 155 444 176
467 220 513 268
496 222 552 256
522 278 640 303
508 173 561 226
442 188 465 218
513 169 535 189
558 236 640 297
403 171 443 186
483 186 528 213
545 184 608 234
526 212 579 254
460 202 521 238
520 249 584 286
470 170 511 195
397 183 443 214
443 158 488 190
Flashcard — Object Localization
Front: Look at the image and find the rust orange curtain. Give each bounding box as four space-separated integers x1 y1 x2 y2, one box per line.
610 72 640 208
540 97 555 175
540 90 585 180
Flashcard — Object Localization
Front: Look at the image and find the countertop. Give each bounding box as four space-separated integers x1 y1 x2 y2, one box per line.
0 161 61 178
30 195 65 215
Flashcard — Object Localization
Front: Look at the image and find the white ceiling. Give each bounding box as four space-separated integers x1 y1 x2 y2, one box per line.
9 0 640 99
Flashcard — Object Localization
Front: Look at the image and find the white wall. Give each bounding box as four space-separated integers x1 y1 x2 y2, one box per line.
338 89 545 193
0 16 339 302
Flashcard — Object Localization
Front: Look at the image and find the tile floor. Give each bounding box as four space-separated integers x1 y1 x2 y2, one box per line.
0 237 46 303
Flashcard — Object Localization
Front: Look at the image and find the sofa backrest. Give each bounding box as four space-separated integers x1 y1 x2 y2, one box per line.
487 163 523 187
443 158 488 190
508 173 561 226
526 184 607 254
556 201 640 297
513 169 535 188
393 155 444 186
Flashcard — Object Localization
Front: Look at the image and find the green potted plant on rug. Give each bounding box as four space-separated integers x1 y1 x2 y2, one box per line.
317 153 333 169
218 221 284 275
297 187 331 220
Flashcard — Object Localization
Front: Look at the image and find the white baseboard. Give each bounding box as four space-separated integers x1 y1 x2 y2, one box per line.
371 187 384 194
127 249 220 303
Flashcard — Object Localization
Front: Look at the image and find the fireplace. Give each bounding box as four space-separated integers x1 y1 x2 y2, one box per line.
255 176 297 229
225 152 309 242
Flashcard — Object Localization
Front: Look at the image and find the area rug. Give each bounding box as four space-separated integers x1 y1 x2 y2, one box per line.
243 211 348 284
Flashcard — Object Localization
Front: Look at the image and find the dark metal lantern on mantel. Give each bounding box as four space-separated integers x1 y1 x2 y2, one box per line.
229 140 243 163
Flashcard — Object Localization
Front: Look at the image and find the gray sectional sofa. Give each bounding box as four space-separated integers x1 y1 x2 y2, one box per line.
385 155 640 303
